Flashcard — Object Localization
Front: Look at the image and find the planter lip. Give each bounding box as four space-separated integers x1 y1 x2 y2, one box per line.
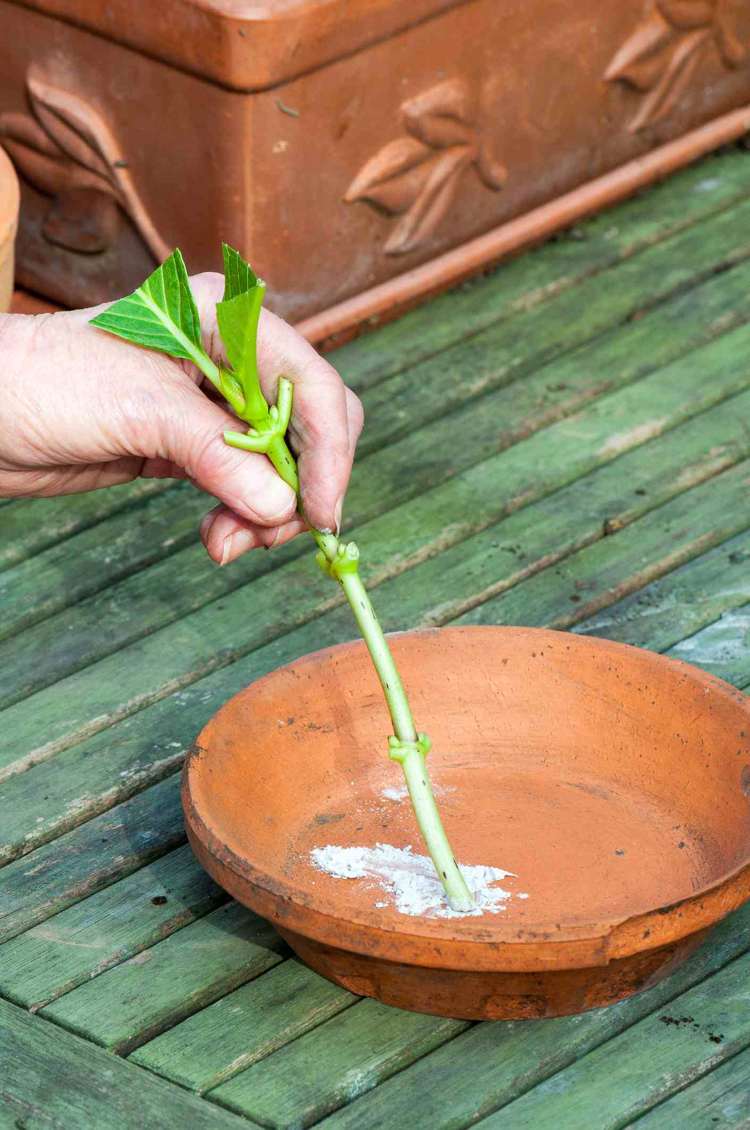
9 0 468 92
0 146 19 249
183 626 750 974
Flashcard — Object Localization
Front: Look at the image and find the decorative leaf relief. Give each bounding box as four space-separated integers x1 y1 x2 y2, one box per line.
605 12 677 90
0 69 169 260
659 0 715 29
0 111 60 156
629 28 709 131
401 79 475 149
606 0 749 132
387 148 473 256
344 77 506 256
344 137 433 214
29 76 113 181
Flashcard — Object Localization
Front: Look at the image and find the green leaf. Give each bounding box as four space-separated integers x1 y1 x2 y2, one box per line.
221 243 259 301
216 246 268 424
90 250 218 383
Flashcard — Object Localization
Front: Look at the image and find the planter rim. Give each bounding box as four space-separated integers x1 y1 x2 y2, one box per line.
183 626 750 975
8 0 469 92
0 146 19 249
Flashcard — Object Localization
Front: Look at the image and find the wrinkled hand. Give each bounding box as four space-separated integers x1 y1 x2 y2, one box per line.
0 273 363 564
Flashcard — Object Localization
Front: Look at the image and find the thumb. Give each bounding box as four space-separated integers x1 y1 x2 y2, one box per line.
150 379 298 526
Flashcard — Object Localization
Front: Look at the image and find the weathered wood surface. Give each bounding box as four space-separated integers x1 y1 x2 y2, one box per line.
3 148 750 1129
631 1046 750 1129
0 999 253 1129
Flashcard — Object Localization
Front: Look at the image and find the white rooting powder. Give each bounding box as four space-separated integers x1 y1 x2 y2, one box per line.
380 783 455 803
310 842 521 918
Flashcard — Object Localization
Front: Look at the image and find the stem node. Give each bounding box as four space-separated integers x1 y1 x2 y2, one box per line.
388 732 432 765
316 539 360 582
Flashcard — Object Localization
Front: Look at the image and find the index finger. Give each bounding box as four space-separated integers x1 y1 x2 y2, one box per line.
256 308 363 533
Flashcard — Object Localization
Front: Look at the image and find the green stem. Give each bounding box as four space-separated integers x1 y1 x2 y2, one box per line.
225 380 474 911
337 565 416 740
337 563 474 911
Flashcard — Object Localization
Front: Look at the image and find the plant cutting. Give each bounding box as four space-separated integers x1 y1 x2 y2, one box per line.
91 245 475 912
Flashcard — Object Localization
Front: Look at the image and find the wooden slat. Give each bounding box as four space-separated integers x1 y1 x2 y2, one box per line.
130 959 356 1093
357 194 750 457
333 147 750 392
630 1046 750 1128
386 391 750 629
4 295 750 791
0 998 253 1130
0 480 170 572
0 482 205 641
454 462 750 632
668 604 750 687
41 901 285 1054
475 952 750 1129
0 844 222 1010
578 530 750 655
209 1000 467 1127
314 904 750 1130
3 231 750 714
0 773 184 943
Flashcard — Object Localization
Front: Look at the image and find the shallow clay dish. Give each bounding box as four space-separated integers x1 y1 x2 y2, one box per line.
183 627 750 1020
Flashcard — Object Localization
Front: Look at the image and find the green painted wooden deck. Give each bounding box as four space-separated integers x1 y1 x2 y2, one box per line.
3 146 750 1129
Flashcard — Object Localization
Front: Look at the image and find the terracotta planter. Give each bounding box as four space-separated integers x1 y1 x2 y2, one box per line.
1 2 750 328
0 143 18 313
184 627 750 1021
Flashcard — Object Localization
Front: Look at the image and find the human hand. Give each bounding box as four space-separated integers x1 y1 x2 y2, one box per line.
0 274 363 563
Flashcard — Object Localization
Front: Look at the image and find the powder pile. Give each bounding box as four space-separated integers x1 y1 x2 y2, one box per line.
311 842 525 918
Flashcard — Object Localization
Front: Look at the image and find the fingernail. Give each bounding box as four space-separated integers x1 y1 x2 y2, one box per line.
220 529 257 565
334 496 343 535
200 511 218 543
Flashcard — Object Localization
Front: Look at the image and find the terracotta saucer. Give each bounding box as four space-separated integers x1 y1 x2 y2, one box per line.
183 626 750 1020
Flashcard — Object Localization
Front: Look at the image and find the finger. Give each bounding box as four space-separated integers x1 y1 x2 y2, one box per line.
258 311 360 531
199 503 307 564
145 381 297 527
139 457 189 480
345 386 365 457
0 456 145 497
